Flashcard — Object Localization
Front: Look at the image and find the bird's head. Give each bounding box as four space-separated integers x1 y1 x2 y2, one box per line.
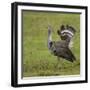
48 25 52 35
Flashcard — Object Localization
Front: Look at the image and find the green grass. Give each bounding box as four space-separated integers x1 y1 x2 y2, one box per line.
22 11 80 77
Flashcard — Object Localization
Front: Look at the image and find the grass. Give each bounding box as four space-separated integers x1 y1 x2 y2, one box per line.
22 11 80 77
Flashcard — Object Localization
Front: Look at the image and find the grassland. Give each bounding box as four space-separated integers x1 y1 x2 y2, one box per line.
22 11 80 77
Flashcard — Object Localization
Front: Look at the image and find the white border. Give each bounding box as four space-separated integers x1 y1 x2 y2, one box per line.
17 5 86 84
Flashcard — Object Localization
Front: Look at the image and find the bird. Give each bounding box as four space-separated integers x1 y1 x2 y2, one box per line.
48 25 76 62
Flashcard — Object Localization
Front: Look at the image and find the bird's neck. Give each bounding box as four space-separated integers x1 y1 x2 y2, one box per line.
48 33 52 42
48 30 52 49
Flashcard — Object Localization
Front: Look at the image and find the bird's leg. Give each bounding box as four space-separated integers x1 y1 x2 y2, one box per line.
55 57 59 69
57 57 60 61
57 57 61 69
57 57 64 70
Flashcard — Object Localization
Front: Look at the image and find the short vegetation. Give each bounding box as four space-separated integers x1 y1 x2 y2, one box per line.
22 11 80 77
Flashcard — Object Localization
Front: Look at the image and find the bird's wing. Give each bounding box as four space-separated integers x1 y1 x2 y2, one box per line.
65 48 76 60
55 46 76 62
57 25 76 41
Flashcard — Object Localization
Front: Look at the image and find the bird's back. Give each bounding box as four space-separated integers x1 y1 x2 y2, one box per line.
53 40 76 62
